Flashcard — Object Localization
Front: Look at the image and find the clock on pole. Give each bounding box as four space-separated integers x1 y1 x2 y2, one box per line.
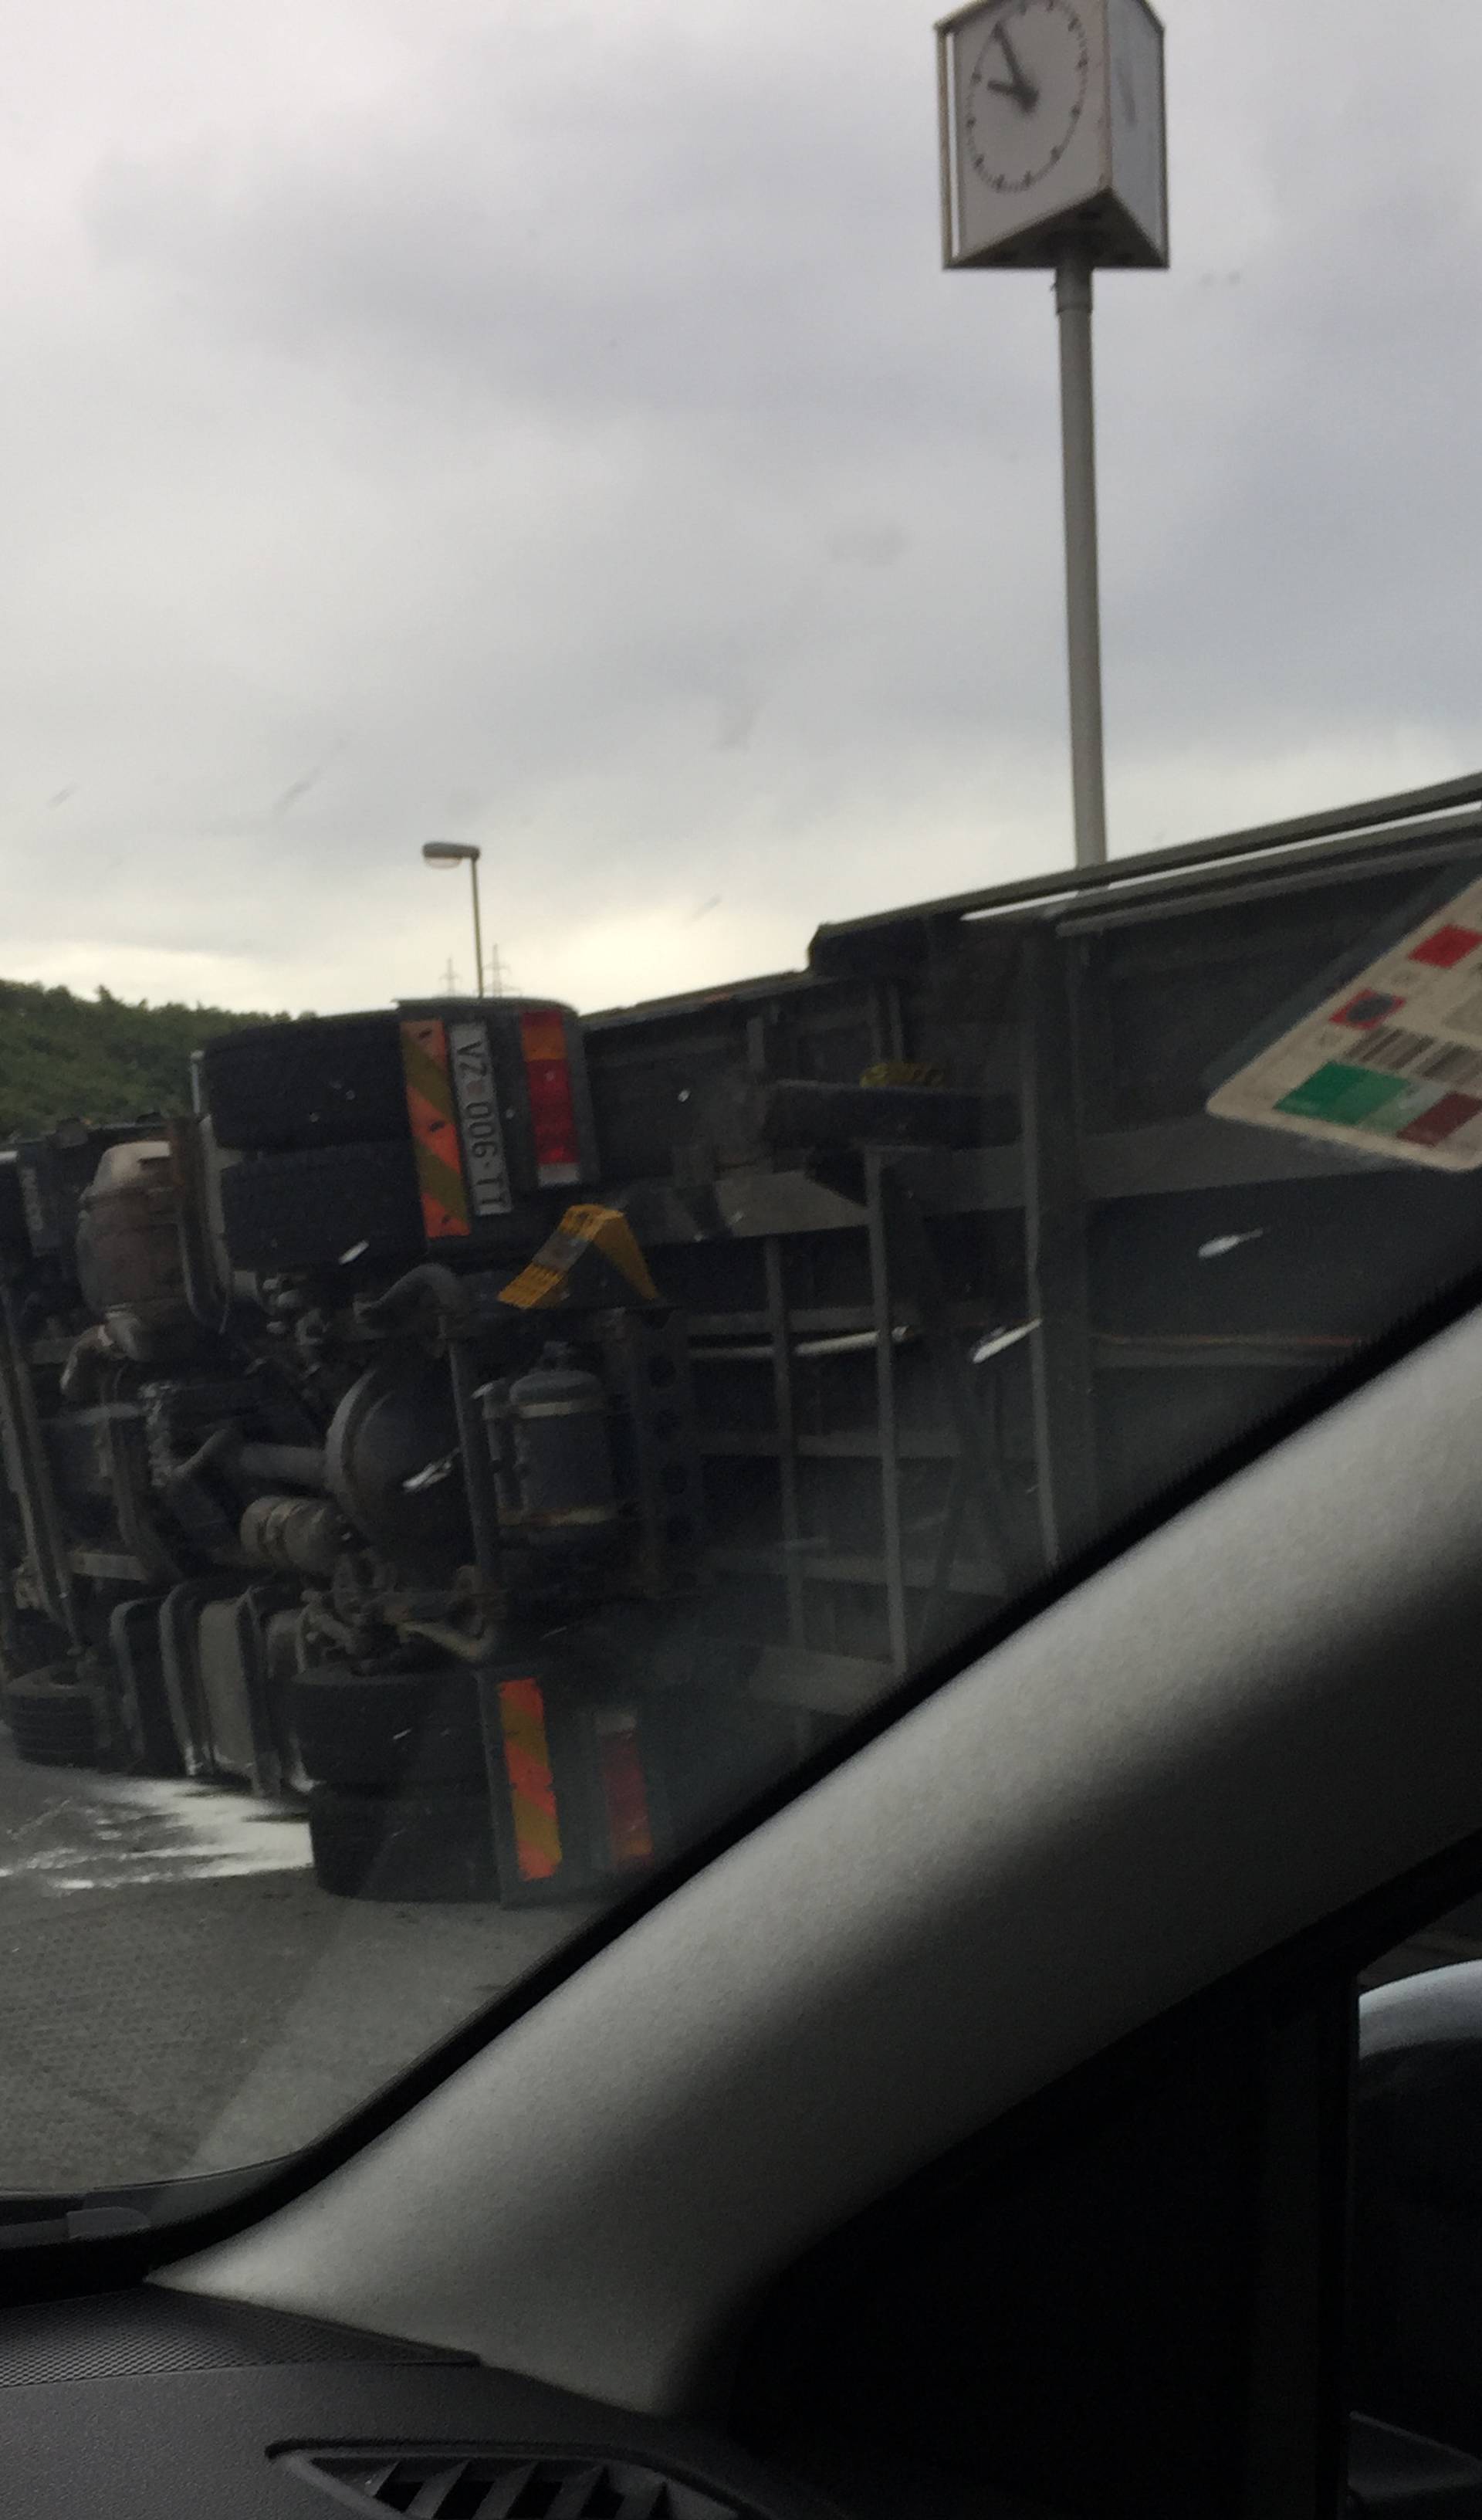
936 0 1168 868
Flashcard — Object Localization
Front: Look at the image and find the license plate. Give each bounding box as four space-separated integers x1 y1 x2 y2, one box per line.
448 1022 514 1217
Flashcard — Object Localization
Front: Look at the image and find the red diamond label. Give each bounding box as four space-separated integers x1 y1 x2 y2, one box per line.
1398 1090 1482 1147
1409 924 1482 970
1334 990 1404 1029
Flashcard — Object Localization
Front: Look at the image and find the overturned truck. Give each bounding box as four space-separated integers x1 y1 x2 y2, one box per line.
7 771 1482 1902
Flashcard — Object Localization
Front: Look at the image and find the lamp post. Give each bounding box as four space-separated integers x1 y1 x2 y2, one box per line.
421 840 486 997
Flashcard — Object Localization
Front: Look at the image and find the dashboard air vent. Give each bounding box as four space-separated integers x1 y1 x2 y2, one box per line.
283 2449 740 2520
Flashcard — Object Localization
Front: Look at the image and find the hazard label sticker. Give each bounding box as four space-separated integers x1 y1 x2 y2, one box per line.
1208 876 1482 1170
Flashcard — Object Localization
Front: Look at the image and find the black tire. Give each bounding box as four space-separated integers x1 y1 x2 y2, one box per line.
201 1014 410 1152
2 1668 98 1769
218 1141 420 1273
110 1610 186 1779
130 1656 185 1778
307 1783 497 1902
289 1664 486 1790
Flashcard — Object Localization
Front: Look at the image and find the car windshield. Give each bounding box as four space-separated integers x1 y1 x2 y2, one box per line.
4 0 1481 2218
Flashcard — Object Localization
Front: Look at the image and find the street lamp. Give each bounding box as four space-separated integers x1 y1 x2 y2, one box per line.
421 839 485 997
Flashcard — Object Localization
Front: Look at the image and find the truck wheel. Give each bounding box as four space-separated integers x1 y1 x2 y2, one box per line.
306 1783 498 1902
200 1015 409 1152
2 1669 98 1769
130 1660 186 1779
218 1141 421 1274
289 1665 486 1790
110 1611 185 1779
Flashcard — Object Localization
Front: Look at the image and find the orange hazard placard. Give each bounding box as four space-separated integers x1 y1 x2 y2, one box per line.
498 1676 563 1883
400 1019 472 1240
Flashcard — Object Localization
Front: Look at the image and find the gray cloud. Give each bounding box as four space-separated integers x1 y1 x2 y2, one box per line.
0 0 1477 1013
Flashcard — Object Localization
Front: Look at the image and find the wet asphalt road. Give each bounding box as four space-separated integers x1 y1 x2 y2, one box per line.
3 1722 1479 2210
0 1736 592 2197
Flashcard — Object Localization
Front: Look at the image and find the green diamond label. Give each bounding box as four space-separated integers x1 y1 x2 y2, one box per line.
1210 876 1482 1171
1275 1065 1406 1126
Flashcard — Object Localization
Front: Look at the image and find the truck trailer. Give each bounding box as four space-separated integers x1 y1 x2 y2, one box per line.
5 769 1482 1902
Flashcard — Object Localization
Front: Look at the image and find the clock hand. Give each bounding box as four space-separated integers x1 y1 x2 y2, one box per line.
989 24 1040 109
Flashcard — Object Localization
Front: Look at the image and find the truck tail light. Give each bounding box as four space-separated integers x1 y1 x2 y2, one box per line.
519 1010 581 1187
594 1705 656 1870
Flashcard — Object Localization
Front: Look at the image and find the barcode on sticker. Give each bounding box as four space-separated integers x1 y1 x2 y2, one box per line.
1346 1025 1482 1092
1443 987 1482 1041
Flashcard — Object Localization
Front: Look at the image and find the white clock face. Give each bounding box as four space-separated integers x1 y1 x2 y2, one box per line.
963 0 1091 198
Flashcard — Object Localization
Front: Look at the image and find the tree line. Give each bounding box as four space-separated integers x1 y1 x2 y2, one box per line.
0 979 283 1139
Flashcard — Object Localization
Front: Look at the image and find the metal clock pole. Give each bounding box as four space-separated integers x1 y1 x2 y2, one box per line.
1054 240 1108 869
936 0 1169 879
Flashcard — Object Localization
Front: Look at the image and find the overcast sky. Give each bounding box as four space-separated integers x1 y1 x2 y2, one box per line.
1 0 1479 1016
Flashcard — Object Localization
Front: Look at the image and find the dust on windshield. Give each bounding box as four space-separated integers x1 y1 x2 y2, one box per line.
4 0 1482 2203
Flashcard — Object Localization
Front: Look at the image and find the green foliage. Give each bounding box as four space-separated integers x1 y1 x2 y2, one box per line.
0 980 281 1140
